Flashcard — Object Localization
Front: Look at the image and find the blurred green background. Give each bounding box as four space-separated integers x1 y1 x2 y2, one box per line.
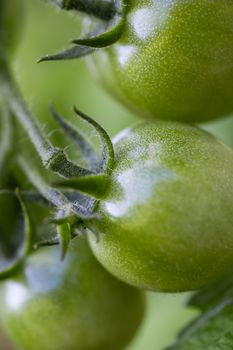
2 0 233 348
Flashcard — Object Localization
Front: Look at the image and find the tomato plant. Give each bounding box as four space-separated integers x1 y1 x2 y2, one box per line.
2 2 233 349
0 236 144 350
43 0 233 123
3 84 233 292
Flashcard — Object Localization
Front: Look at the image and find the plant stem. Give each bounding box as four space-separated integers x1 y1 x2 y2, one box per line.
0 67 93 179
2 69 56 166
17 156 69 209
17 156 95 220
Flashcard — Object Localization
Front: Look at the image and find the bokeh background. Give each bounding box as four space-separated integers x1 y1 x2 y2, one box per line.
1 0 233 348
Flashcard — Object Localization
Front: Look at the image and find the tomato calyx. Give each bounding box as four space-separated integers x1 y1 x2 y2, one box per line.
1 62 115 260
61 0 118 21
39 0 127 62
1 66 115 180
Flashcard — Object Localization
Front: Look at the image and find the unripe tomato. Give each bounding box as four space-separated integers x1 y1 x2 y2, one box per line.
87 0 233 122
87 121 233 292
0 237 145 350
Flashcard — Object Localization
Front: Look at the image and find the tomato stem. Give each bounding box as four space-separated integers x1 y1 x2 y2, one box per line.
1 67 94 179
17 156 98 223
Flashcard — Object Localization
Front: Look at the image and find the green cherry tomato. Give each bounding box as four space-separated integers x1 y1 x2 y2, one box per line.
87 121 233 292
0 237 145 350
87 0 233 123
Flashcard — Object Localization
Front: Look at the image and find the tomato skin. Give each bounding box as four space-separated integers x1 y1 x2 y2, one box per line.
0 237 144 350
88 0 233 123
88 121 233 292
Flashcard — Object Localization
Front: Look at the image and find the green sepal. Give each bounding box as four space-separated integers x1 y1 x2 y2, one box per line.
15 191 52 208
38 45 95 63
0 189 32 279
57 222 71 260
52 206 99 225
40 0 126 60
72 13 125 48
49 106 99 170
9 190 92 210
56 173 111 199
73 106 115 174
34 236 60 249
49 0 117 21
47 147 94 179
50 106 115 175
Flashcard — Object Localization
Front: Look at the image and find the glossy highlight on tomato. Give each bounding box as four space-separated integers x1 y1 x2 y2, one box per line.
0 237 145 350
87 120 233 292
87 0 233 122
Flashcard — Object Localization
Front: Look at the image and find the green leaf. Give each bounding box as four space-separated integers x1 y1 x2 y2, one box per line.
49 106 99 170
167 273 233 350
189 272 233 312
166 301 233 350
73 106 115 174
57 223 71 260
